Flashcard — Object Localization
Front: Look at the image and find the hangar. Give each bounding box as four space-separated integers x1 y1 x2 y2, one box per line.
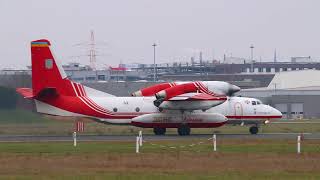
239 70 320 119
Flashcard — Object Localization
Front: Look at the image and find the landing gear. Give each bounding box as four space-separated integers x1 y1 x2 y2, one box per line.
153 127 166 135
249 126 259 134
177 125 191 136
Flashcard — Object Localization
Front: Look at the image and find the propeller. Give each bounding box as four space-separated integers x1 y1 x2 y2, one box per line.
226 84 241 96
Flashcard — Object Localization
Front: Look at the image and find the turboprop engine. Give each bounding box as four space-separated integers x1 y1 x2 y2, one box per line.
131 113 228 128
131 82 172 97
155 82 198 100
152 82 227 109
131 81 240 97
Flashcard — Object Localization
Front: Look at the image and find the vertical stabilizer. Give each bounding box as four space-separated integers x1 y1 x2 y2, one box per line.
31 39 75 96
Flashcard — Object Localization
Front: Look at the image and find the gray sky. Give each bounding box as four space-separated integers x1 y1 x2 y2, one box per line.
1 0 320 68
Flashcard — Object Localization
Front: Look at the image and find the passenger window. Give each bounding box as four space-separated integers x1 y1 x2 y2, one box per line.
252 101 256 105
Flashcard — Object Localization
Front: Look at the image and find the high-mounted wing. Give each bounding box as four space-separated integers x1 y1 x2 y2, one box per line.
168 93 226 101
154 92 227 111
131 81 240 97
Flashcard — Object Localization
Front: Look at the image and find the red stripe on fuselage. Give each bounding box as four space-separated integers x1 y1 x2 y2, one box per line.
37 81 147 119
76 84 146 116
39 95 138 119
76 83 113 114
72 83 110 115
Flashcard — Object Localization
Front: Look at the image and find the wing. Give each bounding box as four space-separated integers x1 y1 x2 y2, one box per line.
155 93 227 111
168 93 226 101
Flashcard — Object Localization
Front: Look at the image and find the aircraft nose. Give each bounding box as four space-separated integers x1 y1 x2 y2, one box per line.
271 107 282 118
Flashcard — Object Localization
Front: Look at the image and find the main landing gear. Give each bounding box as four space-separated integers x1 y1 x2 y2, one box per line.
153 127 166 135
249 126 259 134
177 125 191 136
153 126 191 136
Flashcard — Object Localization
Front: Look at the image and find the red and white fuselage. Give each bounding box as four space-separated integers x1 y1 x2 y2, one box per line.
34 87 281 126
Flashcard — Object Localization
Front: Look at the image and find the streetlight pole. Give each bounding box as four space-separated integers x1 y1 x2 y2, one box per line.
152 43 157 82
250 44 254 73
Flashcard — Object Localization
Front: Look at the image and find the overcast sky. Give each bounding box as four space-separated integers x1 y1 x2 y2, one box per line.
1 0 320 68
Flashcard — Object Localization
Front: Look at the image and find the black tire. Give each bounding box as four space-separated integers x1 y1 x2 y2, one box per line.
153 127 166 135
177 125 191 136
249 126 259 134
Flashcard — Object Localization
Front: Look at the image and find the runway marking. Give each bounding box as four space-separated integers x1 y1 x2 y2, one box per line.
271 122 320 124
260 133 312 135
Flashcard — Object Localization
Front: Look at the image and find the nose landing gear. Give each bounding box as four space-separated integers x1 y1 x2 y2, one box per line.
153 127 166 135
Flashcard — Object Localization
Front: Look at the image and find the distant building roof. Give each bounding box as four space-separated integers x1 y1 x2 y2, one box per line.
266 69 320 89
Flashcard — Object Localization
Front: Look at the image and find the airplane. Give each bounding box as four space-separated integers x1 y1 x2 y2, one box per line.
16 39 282 135
131 82 283 134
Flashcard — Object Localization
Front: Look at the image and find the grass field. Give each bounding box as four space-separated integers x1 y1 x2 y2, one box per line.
1 109 320 179
0 139 320 179
0 109 320 135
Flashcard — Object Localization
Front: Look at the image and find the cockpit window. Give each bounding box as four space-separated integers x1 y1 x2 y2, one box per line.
252 101 256 105
257 101 261 105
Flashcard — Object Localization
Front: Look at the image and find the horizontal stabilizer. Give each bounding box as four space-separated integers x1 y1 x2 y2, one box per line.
16 87 58 99
16 88 35 98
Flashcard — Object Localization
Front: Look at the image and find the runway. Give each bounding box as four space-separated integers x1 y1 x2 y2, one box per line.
0 133 319 142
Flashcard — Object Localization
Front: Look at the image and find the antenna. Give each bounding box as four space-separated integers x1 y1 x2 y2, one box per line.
89 30 96 70
71 30 110 70
250 45 254 73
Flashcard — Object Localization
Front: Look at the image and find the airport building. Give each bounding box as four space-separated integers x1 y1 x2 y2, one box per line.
3 57 319 87
238 70 320 119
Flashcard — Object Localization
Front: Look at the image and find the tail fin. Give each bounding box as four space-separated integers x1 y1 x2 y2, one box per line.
30 39 75 97
17 39 115 99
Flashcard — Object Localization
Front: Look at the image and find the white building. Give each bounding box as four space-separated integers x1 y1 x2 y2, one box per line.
239 70 320 119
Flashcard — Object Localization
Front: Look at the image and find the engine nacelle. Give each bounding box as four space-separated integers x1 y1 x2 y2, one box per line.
155 82 198 100
204 81 241 96
131 112 228 128
131 81 241 97
131 83 173 96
